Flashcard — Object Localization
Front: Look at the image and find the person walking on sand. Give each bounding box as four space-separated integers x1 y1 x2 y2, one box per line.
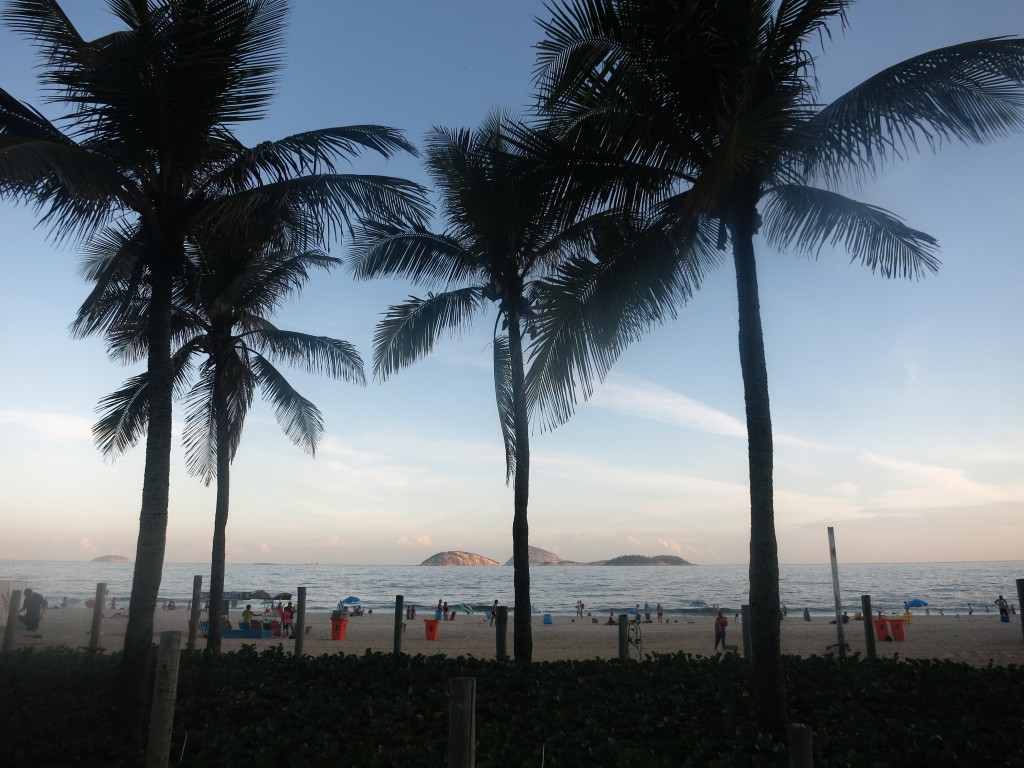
656 603 664 624
491 599 499 626
995 595 1009 619
19 588 45 632
714 610 728 651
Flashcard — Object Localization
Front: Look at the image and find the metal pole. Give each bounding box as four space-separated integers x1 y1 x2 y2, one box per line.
187 575 202 651
89 583 106 651
394 594 405 654
862 595 876 659
828 527 846 656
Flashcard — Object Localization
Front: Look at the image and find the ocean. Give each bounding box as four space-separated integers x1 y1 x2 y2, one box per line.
2 559 1020 617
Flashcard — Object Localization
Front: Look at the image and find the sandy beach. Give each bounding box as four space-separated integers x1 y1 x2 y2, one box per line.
5 607 1023 667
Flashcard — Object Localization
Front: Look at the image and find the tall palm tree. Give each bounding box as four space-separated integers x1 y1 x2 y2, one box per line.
0 0 428 714
350 112 603 662
76 228 365 652
533 0 1024 731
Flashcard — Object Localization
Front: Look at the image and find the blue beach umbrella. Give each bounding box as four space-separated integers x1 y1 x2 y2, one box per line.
341 596 361 604
905 599 928 608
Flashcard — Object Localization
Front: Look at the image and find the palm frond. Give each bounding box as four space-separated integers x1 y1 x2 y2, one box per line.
372 287 486 381
801 37 1024 188
93 372 151 458
250 330 366 385
349 221 476 287
763 184 940 278
251 354 324 455
492 332 517 483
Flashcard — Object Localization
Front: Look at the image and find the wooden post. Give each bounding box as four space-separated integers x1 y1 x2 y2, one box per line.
3 589 22 651
145 631 182 768
495 606 508 659
89 583 106 651
393 594 404 654
448 677 476 768
618 614 629 660
861 594 876 659
1016 579 1024 643
187 575 202 651
827 527 846 656
786 723 813 768
741 604 751 659
294 586 306 657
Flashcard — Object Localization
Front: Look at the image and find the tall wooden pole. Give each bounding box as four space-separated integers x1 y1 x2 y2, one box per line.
89 583 106 651
448 677 476 767
828 527 846 656
741 604 751 659
1016 579 1024 643
187 575 202 651
495 606 508 659
145 631 182 768
618 614 629 661
393 594 404 654
862 595 876 659
294 586 306 657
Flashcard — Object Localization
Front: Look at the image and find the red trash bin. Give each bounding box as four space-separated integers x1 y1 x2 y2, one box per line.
331 618 348 640
424 619 440 640
888 619 905 641
873 619 889 641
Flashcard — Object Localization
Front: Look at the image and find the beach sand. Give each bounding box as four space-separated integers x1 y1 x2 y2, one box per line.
5 608 1023 666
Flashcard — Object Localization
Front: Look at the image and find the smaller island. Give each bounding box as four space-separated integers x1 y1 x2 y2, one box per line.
91 554 131 563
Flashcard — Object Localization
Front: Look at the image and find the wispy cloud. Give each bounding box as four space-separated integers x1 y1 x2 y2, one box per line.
0 410 92 442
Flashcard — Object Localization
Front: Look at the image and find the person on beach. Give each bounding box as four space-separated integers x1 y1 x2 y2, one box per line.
491 600 499 626
656 603 664 624
19 588 45 632
644 603 652 623
442 601 449 621
995 595 1009 619
241 604 257 626
714 610 728 650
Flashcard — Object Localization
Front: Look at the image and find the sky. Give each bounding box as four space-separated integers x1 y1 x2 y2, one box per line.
0 1 1022 567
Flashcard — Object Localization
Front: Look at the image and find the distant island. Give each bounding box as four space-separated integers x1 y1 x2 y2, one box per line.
420 551 500 566
420 546 694 566
91 554 131 563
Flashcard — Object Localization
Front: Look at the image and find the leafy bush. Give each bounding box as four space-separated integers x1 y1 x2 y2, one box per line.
1 647 1020 766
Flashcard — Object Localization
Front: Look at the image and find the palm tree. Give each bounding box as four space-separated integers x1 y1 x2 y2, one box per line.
350 112 601 662
533 0 1024 731
76 227 365 652
0 0 428 714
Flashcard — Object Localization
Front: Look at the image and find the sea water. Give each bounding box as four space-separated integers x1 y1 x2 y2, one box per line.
1 559 1020 617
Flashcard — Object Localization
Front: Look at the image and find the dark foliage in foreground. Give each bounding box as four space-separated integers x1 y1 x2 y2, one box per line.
2 647 1021 766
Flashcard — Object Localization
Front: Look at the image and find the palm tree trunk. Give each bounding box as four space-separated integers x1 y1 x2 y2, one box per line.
121 263 174 727
729 200 787 734
507 309 533 662
206 366 231 652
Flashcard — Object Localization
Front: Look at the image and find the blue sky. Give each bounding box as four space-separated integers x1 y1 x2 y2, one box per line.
0 1 1021 566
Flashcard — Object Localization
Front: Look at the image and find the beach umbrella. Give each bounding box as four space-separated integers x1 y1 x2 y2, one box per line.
905 599 928 608
341 596 361 604
249 590 271 600
272 592 292 600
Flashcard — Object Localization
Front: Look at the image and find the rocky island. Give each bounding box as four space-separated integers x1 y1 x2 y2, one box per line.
91 554 131 563
420 551 500 566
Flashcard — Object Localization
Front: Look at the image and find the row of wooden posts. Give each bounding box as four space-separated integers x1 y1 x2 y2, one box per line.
6 577 1024 767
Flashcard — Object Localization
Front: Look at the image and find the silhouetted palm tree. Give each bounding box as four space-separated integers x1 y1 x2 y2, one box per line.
77 227 364 652
534 0 1024 730
0 0 427 713
350 112 602 661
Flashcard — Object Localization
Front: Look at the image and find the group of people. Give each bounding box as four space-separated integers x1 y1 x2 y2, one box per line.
435 600 458 621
